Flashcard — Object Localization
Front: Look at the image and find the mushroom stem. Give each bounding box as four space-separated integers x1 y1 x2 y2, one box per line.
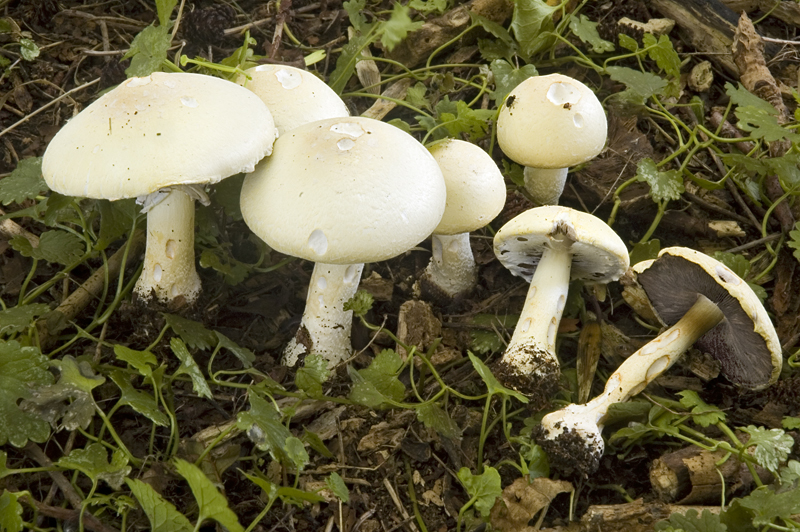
423 233 478 299
134 188 201 305
494 244 572 400
537 294 725 476
523 166 568 205
284 262 365 369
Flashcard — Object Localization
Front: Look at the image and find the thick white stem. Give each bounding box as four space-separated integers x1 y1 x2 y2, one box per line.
134 189 200 304
523 166 568 205
423 232 477 299
284 262 364 369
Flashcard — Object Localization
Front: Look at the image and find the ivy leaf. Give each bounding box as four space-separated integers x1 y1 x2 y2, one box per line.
215 332 255 368
510 0 557 59
170 337 212 400
0 491 25 532
635 158 684 203
11 230 85 265
127 478 194 532
348 349 405 407
569 14 614 53
734 486 800 527
0 157 46 205
326 472 350 502
295 353 329 397
237 393 292 461
469 352 528 402
457 466 502 517
416 403 461 440
607 66 668 102
0 341 53 447
109 370 169 426
655 508 726 532
57 442 131 490
0 303 51 336
124 25 171 77
163 313 217 351
380 3 424 51
643 33 681 79
114 345 158 378
676 390 725 427
740 425 793 474
490 59 537 102
174 459 244 532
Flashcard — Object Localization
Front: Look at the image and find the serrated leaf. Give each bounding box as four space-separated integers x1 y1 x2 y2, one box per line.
237 393 292 460
735 485 800 526
635 158 684 203
343 289 374 318
0 341 53 446
726 83 800 143
521 444 550 478
782 416 800 430
155 0 177 27
380 3 423 51
329 30 373 94
405 82 430 111
618 33 639 52
348 349 405 407
215 332 254 368
0 303 51 336
676 390 725 427
109 370 169 427
789 222 800 264
490 59 537 102
779 459 800 485
326 472 350 502
42 192 78 227
163 313 217 351
458 466 502 517
97 199 138 250
643 33 680 78
510 0 557 59
198 247 250 286
114 345 158 378
655 508 726 532
127 478 194 532
469 314 518 354
295 353 329 397
174 458 244 532
416 402 461 439
468 352 528 402
607 66 668 102
409 0 448 15
57 442 131 489
740 425 793 474
0 491 25 532
343 0 368 32
124 25 171 77
569 14 614 53
11 230 85 265
0 157 46 205
170 337 212 399
765 153 800 188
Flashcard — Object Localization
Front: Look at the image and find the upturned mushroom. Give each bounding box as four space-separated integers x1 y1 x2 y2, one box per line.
240 116 446 369
42 72 275 305
497 74 607 205
419 139 506 302
492 206 629 406
535 247 782 477
235 64 349 135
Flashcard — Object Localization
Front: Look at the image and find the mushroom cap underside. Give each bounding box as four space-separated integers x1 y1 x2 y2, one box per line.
636 247 782 388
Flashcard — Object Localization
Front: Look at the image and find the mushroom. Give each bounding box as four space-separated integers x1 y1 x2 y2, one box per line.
535 247 782 477
492 206 629 406
240 116 446 368
419 139 506 302
235 64 349 135
497 74 607 205
42 72 275 305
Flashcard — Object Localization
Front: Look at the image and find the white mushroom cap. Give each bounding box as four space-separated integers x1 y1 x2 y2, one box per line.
427 139 506 235
493 205 629 284
240 117 447 264
42 72 275 200
497 74 607 169
236 65 350 136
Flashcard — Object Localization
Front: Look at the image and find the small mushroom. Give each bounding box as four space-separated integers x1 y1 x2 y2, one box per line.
42 72 275 305
535 247 782 477
240 117 446 369
420 139 506 302
492 206 629 406
235 65 349 135
497 74 607 205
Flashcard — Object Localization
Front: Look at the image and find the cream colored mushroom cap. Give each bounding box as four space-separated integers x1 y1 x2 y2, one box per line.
240 116 446 264
236 65 349 136
427 139 506 235
42 72 275 200
493 205 629 284
497 74 607 169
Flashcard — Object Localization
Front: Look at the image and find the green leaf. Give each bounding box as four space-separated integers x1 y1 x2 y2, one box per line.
326 472 350 502
114 345 158 378
469 314 518 354
735 485 800 527
343 0 368 32
569 14 614 53
676 390 725 427
635 158 684 203
163 313 217 351
237 393 292 461
643 33 680 79
726 83 800 143
57 442 131 490
243 471 326 506
174 458 244 532
0 303 50 336
19 38 39 61
510 0 558 59
343 289 374 319
470 12 515 51
97 199 138 250
170 337 212 399
740 425 793 474
782 416 800 430
198 247 250 286
155 0 177 28
0 341 53 446
109 370 169 426
127 478 194 532
303 428 334 458
405 82 431 112
295 353 329 397
215 332 255 368
0 157 46 205
618 33 639 52
380 3 424 51
348 349 405 407
0 491 25 532
330 29 373 94
11 230 85 266
285 436 309 472
409 0 448 15
789 222 800 264
490 59 537 102
416 403 461 439
655 508 726 532
468 352 528 402
607 66 668 102
629 239 660 266
457 466 502 517
42 192 77 227
521 444 550 479
124 25 171 77
424 98 494 141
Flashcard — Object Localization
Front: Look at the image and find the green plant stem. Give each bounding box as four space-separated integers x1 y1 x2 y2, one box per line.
638 199 668 243
405 458 429 532
476 392 495 474
17 257 38 307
